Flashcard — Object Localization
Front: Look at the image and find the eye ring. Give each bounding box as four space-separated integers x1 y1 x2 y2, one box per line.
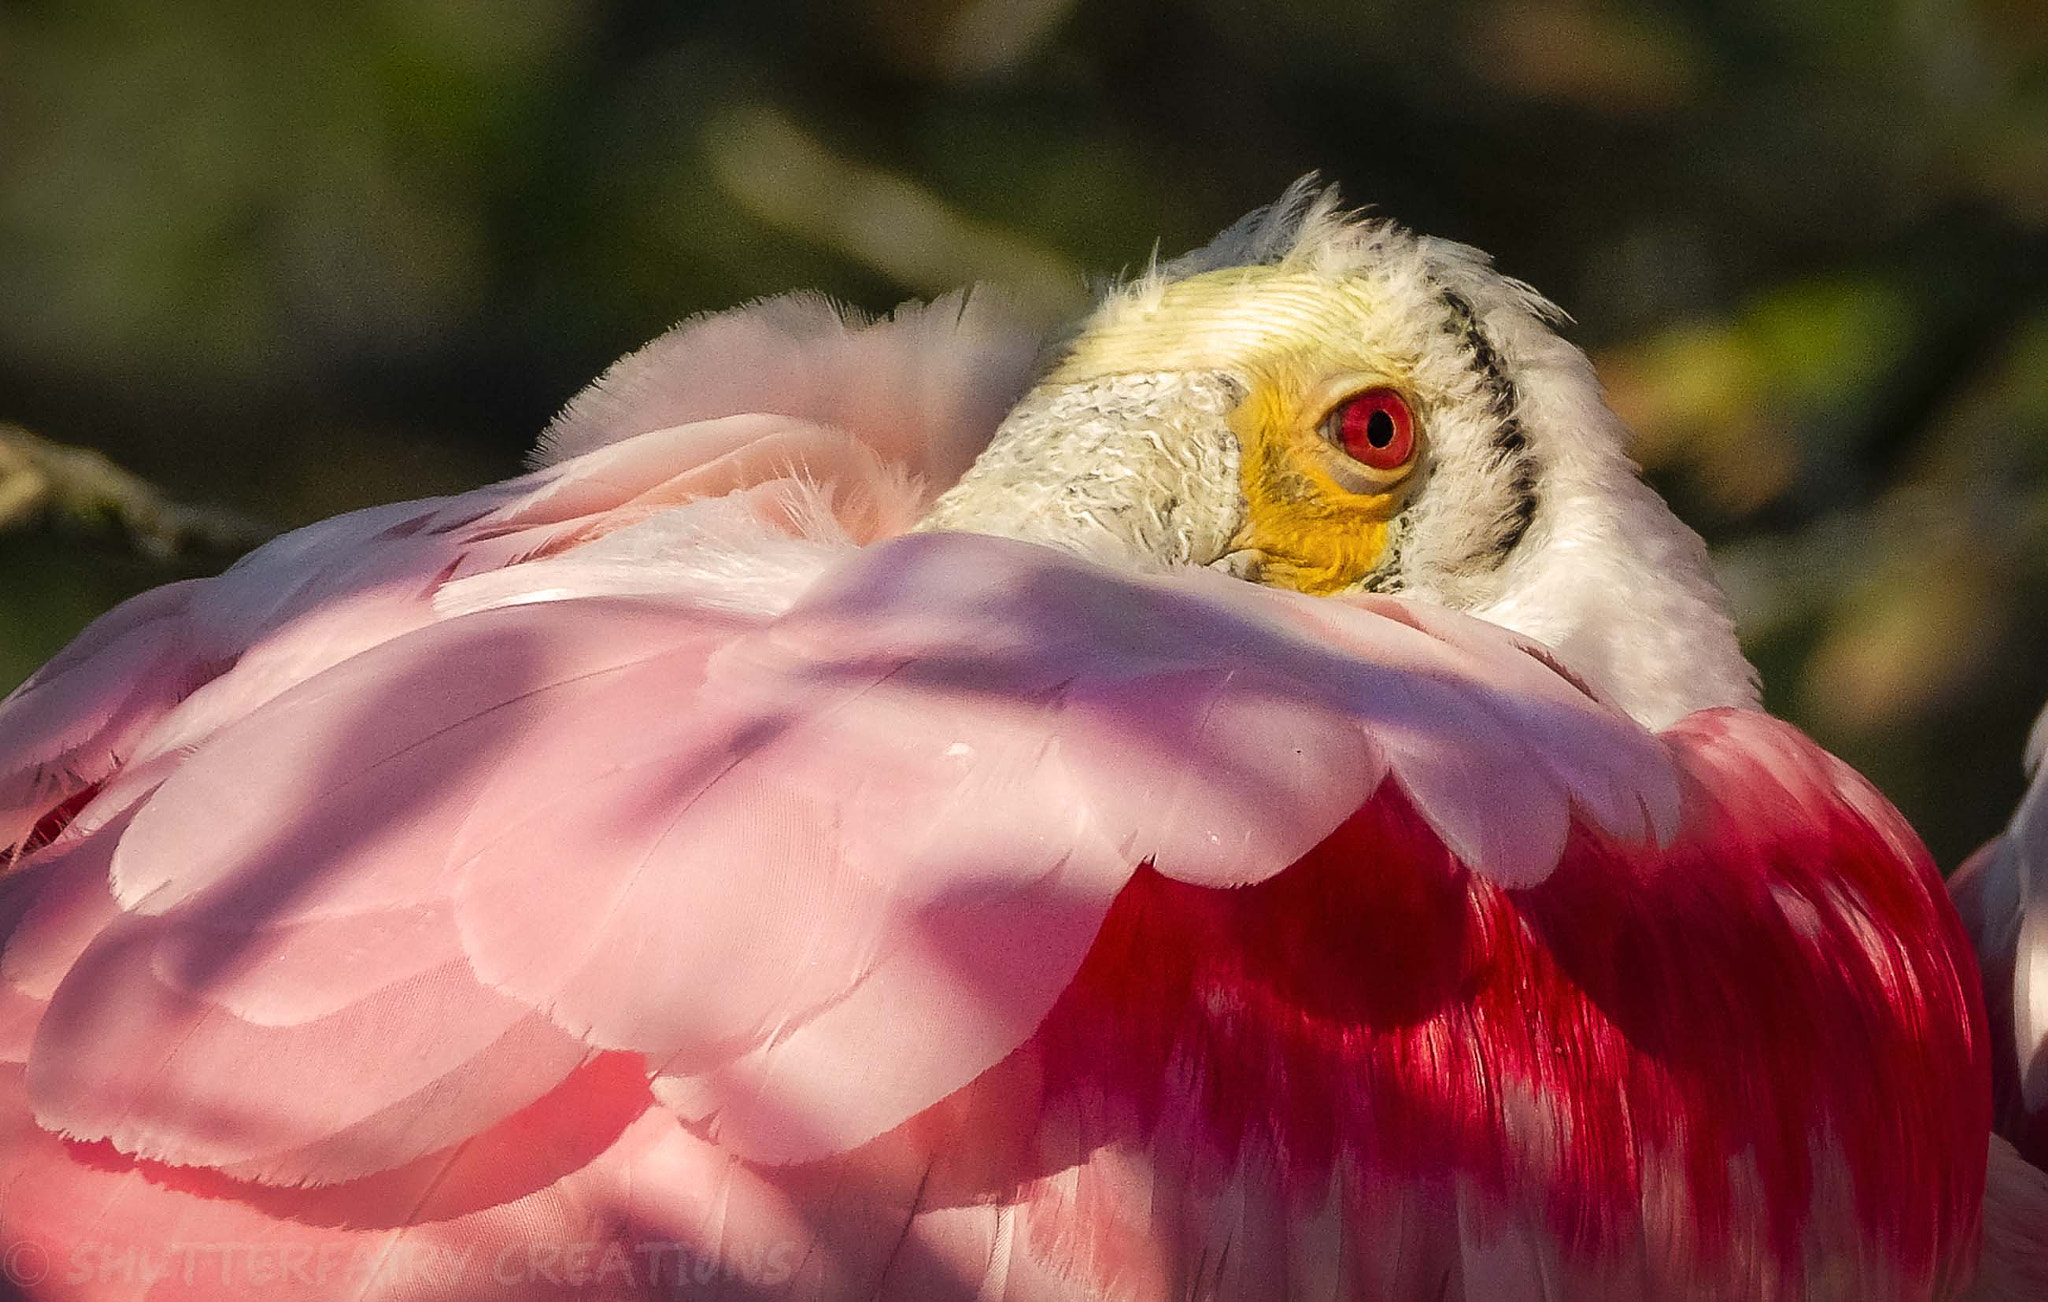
1321 387 1417 471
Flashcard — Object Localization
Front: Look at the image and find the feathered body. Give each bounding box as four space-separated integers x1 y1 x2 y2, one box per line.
0 188 2035 1300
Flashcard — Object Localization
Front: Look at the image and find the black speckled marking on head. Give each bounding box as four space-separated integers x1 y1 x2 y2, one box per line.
1439 288 1538 563
1358 518 1408 594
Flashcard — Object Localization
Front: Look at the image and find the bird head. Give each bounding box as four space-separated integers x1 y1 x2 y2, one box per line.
919 181 1760 727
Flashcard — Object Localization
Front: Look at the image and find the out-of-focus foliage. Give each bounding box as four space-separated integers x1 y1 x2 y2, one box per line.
1 0 2044 863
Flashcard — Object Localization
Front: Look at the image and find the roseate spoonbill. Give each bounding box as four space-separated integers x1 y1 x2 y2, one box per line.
0 183 2041 1300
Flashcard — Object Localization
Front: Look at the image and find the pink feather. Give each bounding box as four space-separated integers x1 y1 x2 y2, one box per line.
0 296 2008 1299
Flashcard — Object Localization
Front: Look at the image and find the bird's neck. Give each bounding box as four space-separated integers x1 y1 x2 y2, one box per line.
1466 449 1760 731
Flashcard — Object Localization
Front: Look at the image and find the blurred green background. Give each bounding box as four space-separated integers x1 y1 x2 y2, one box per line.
2 0 2045 864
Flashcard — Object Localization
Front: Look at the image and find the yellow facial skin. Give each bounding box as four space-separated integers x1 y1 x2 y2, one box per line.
1049 269 1424 595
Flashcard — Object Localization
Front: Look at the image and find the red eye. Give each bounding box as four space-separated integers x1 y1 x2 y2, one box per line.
1327 388 1416 470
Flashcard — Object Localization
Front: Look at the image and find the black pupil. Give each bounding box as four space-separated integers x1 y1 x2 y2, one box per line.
1365 408 1395 448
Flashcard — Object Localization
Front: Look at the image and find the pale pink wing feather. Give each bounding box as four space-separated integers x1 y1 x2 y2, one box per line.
0 539 1993 1300
534 289 1039 486
0 1057 746 1302
0 582 203 850
20 531 1679 1194
0 294 1045 862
